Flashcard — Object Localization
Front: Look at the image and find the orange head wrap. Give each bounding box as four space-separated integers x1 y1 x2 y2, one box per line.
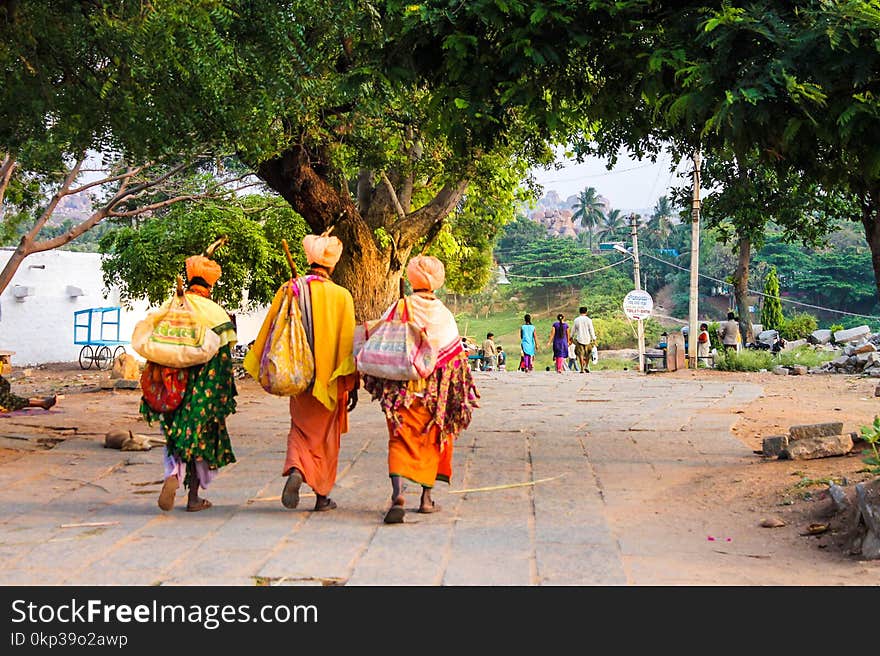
406 255 445 291
185 255 222 287
303 234 343 269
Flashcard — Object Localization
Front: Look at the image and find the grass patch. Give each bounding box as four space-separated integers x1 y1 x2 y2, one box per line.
714 345 836 372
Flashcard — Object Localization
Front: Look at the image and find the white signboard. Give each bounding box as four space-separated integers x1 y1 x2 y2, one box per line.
622 290 654 320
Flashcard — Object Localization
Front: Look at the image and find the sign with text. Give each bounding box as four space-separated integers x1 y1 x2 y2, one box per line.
622 290 654 320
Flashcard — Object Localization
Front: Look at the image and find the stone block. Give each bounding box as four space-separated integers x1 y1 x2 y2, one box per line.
828 483 853 514
832 356 849 367
762 435 788 457
854 342 877 355
784 339 807 350
789 365 808 375
772 366 789 375
789 422 844 440
114 379 140 390
780 433 853 460
855 478 880 537
834 325 871 343
811 329 833 345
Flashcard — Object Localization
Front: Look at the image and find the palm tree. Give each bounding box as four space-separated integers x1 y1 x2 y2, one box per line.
647 195 674 248
596 208 627 242
571 186 605 250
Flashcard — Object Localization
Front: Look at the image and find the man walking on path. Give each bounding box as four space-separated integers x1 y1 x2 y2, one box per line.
571 306 597 373
482 332 498 371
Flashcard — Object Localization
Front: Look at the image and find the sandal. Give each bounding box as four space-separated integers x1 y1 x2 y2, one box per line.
157 476 178 512
383 496 406 524
281 470 303 509
313 498 337 512
418 501 441 514
186 498 212 512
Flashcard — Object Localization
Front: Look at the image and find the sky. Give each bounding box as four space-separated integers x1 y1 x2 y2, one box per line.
528 149 694 213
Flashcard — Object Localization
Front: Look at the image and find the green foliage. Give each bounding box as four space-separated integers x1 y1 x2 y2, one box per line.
779 312 818 341
99 196 308 310
714 349 774 372
858 416 880 475
761 267 784 331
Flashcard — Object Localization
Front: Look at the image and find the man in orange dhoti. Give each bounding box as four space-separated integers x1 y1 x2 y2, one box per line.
245 234 357 511
362 256 480 524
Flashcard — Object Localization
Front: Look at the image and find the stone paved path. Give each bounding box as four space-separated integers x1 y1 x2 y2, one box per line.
0 371 874 585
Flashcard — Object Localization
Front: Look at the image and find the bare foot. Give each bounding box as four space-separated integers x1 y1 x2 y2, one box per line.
418 500 441 514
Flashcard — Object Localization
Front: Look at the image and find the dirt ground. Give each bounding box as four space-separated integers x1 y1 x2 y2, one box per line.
3 361 880 566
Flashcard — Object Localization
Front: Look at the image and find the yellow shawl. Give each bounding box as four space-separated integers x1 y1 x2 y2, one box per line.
244 277 355 411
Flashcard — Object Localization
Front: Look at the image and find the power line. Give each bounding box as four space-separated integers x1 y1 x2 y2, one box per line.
500 256 632 280
638 251 880 321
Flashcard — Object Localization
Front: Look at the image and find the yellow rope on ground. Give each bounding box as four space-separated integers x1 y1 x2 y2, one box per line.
449 473 566 495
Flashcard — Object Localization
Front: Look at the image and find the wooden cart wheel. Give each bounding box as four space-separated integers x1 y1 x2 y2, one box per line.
78 345 94 370
112 345 126 361
94 346 112 370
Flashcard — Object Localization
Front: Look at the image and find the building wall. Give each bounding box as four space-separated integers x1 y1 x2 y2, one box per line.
0 249 267 366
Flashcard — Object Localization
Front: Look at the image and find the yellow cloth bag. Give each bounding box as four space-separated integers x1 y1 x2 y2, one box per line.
131 292 220 368
254 281 315 396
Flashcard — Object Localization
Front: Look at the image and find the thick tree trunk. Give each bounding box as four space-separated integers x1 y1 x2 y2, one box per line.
257 144 467 321
861 197 880 305
733 235 754 344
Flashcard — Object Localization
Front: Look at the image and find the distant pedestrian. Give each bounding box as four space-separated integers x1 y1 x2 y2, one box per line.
547 313 570 373
718 312 740 353
571 306 597 373
482 332 498 371
520 314 538 372
496 346 506 371
697 322 711 365
566 341 578 372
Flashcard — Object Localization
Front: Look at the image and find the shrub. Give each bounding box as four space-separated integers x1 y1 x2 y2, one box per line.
714 349 774 371
779 312 818 341
776 346 836 368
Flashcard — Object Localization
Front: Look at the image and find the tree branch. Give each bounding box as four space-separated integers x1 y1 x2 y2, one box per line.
380 171 406 220
396 179 469 248
26 154 86 241
65 164 148 196
0 153 16 210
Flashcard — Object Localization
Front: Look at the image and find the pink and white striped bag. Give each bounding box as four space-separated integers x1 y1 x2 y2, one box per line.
354 299 437 381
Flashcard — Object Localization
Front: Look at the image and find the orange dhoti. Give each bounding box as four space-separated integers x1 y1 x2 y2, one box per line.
284 383 349 497
387 398 454 488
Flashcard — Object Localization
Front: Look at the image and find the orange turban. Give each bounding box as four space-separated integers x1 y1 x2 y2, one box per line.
406 255 445 291
185 255 222 287
303 234 343 269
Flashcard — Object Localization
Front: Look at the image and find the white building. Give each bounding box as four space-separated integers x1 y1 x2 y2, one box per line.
0 248 266 366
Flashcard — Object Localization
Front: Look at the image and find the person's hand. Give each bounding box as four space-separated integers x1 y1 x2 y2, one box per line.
346 388 358 412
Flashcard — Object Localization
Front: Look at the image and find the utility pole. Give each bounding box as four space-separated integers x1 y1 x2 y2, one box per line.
630 213 645 374
688 150 702 369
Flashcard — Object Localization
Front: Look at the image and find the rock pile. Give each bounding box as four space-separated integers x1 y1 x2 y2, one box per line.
761 421 854 460
806 325 880 376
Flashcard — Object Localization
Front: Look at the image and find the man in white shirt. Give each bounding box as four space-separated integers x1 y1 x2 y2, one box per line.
571 306 597 373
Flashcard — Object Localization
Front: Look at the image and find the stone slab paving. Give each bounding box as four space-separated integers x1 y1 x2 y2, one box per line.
0 370 871 586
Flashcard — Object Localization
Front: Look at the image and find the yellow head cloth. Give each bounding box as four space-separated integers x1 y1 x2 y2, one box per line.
406 255 445 291
185 255 222 287
303 235 343 269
